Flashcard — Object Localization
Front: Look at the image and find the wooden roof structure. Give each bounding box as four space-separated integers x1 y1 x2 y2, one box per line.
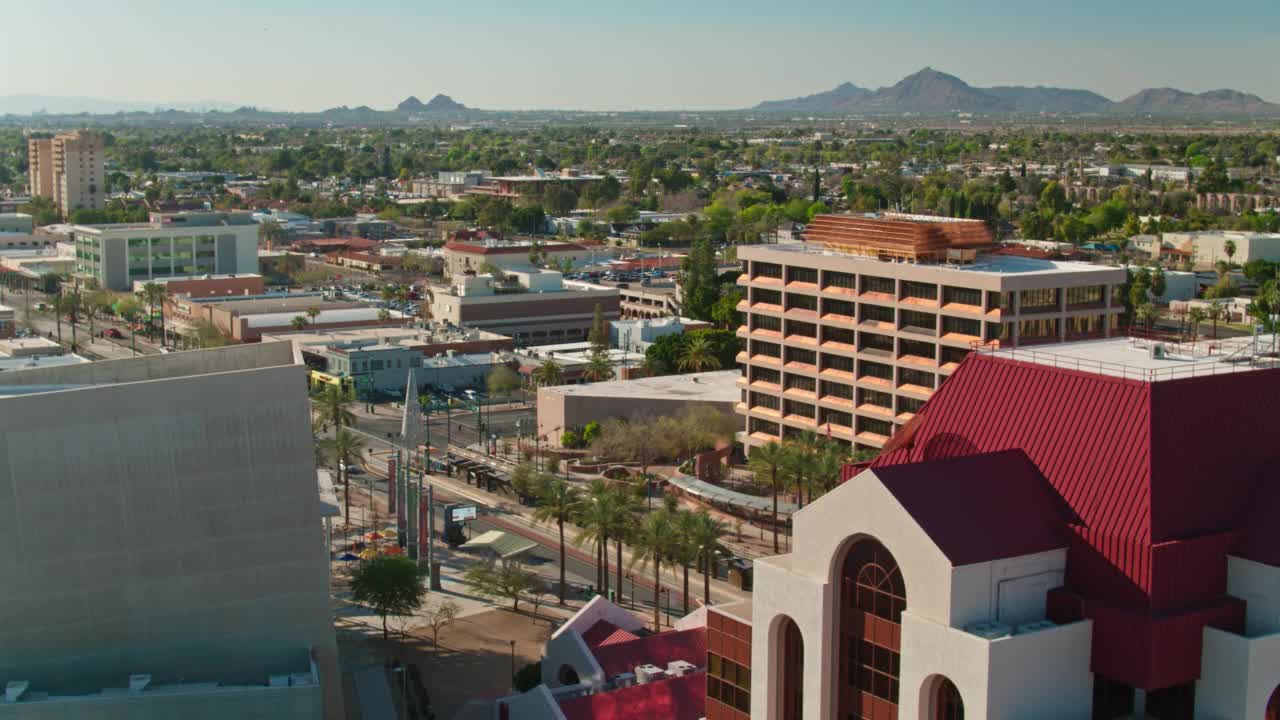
803 213 995 262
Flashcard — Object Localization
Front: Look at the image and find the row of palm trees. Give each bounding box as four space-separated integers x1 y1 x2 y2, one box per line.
748 431 860 554
44 282 168 350
312 383 364 524
529 474 726 631
523 333 725 389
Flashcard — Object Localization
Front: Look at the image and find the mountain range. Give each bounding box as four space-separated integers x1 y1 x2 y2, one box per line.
396 94 468 112
753 68 1280 116
0 94 241 115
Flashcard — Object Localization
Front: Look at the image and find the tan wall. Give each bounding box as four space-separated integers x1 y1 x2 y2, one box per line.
163 276 266 298
537 387 736 444
27 139 53 199
0 346 342 718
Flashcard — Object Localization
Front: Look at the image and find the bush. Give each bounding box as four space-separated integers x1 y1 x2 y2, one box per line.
561 429 582 449
513 662 542 692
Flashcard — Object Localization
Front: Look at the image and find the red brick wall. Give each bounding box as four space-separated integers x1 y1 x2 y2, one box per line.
706 608 752 720
163 276 265 299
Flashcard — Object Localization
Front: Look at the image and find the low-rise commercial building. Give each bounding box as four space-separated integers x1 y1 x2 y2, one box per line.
609 316 712 354
736 213 1126 452
322 345 504 395
1163 230 1280 267
262 325 513 360
514 342 644 387
537 370 739 444
133 273 265 298
443 238 594 277
70 211 259 290
429 270 619 344
0 213 33 234
0 343 343 719
167 291 405 344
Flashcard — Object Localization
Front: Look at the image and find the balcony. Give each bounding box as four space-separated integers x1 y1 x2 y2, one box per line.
784 307 819 320
820 339 856 355
821 312 857 328
735 325 749 339
736 299 750 312
858 319 895 332
859 290 895 305
820 284 858 298
750 275 784 286
735 351 748 364
819 366 856 382
820 422 855 440
898 353 938 368
751 328 784 341
750 405 782 418
749 430 780 444
735 376 748 387
750 379 782 393
751 354 783 367
898 383 935 399
857 403 895 418
786 334 818 347
784 360 817 374
750 301 784 315
783 386 818 401
856 374 893 389
785 280 819 293
857 346 895 361
940 331 983 346
856 430 889 446
899 296 939 309
896 411 916 423
941 301 984 316
819 394 856 409
783 413 818 428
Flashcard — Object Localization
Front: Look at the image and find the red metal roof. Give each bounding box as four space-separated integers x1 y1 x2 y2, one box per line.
580 620 639 648
588 627 706 679
557 672 706 720
868 353 1280 690
872 449 1078 566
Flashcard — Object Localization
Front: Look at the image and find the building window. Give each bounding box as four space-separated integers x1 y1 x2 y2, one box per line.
786 267 818 285
1019 287 1059 311
752 262 782 280
752 314 781 333
900 281 937 303
933 677 964 720
859 303 894 325
861 275 895 296
1018 318 1060 343
838 539 905 720
776 617 803 720
942 286 982 308
1066 285 1105 307
823 270 856 292
823 298 857 320
785 293 818 312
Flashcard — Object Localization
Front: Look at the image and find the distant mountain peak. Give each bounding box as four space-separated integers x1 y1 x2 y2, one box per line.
396 94 467 112
397 95 426 111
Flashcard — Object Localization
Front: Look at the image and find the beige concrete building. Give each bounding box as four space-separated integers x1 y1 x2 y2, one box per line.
0 213 34 234
736 215 1126 453
537 370 739 443
0 342 342 719
442 238 595 277
28 131 105 217
70 211 259 290
429 270 619 344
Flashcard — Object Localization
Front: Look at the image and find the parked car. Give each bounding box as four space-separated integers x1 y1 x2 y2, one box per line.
104 328 124 339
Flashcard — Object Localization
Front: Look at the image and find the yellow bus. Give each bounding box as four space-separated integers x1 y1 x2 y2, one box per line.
308 370 355 395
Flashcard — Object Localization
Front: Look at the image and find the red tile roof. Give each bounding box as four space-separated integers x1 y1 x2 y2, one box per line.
557 672 706 720
872 449 1078 566
588 628 706 679
580 620 639 648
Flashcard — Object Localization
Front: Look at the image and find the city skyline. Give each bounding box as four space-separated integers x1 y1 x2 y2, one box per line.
5 0 1279 112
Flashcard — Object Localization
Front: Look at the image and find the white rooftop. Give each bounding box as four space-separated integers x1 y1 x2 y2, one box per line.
541 370 741 401
988 335 1280 382
244 307 404 328
760 243 1122 278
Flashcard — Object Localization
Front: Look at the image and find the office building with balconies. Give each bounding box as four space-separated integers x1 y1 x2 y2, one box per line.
735 214 1126 452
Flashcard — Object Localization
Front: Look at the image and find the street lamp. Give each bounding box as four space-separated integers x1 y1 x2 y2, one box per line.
509 640 517 692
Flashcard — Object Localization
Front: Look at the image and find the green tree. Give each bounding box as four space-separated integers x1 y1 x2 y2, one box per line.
320 429 365 525
305 306 321 325
464 562 539 612
581 349 615 382
749 441 787 553
672 510 700 615
574 478 619 596
690 510 727 605
531 358 565 387
1187 306 1207 349
532 478 582 605
710 287 745 330
1224 239 1238 266
312 382 357 432
587 303 609 352
291 315 309 330
677 334 722 372
487 365 522 400
629 510 676 631
351 556 427 644
680 237 719 321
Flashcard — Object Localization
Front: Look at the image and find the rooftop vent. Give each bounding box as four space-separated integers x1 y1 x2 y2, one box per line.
666 660 696 678
128 674 151 693
5 681 29 703
634 664 666 684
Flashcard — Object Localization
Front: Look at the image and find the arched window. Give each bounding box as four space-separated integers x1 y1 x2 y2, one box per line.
933 677 964 720
777 616 804 720
1267 685 1280 720
837 539 906 720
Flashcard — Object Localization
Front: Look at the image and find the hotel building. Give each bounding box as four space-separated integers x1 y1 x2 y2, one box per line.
27 130 105 217
735 214 1126 453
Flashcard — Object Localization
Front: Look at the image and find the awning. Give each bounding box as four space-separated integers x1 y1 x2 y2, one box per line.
666 472 798 515
462 529 538 559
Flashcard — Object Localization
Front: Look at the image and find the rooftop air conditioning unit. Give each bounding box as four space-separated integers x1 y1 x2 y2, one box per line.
5 681 29 703
289 673 314 687
1150 342 1166 359
612 673 636 689
666 660 696 678
966 621 1012 640
268 675 291 688
634 664 666 684
128 674 151 694
1016 620 1057 635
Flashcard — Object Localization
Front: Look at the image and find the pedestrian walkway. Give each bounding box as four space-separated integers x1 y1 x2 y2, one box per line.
352 666 395 720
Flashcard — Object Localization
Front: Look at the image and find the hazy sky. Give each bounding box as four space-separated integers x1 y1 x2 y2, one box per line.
8 0 1279 111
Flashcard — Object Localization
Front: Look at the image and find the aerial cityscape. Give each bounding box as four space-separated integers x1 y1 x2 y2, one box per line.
1 2 1279 720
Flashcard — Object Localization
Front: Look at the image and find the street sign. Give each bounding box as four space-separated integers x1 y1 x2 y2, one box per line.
449 505 478 523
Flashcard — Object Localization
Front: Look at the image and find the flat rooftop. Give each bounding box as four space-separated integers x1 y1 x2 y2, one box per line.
262 324 506 347
747 242 1122 278
988 335 1280 382
540 370 740 401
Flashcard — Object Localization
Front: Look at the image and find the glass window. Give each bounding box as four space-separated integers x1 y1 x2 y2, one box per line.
1019 287 1059 311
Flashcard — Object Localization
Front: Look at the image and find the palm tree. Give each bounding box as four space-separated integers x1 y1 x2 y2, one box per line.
812 442 848 500
1224 239 1237 266
312 383 357 432
64 291 80 350
573 479 615 595
1209 300 1225 340
749 441 788 553
142 282 165 345
532 358 565 387
532 478 581 605
79 290 97 339
1134 303 1156 332
636 355 663 378
306 306 321 326
672 510 700 615
377 308 391 322
677 335 721 372
608 486 640 600
50 292 66 343
629 510 675 631
291 315 309 330
690 510 727 605
581 350 614 383
1187 307 1207 352
320 429 366 525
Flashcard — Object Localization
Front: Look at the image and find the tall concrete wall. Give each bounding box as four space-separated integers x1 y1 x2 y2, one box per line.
0 342 296 388
0 357 341 718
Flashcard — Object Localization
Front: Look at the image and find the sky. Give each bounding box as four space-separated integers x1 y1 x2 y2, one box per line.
7 0 1280 112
